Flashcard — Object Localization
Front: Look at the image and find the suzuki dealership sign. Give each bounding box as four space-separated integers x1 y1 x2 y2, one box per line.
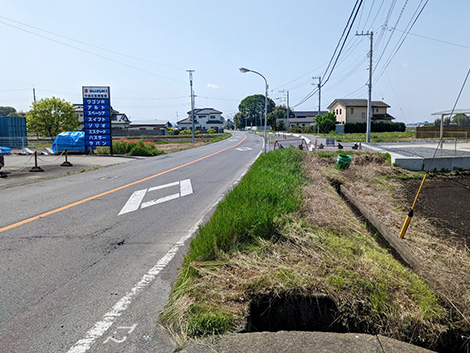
82 86 112 150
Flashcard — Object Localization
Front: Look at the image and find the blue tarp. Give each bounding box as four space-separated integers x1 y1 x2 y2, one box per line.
0 146 11 155
52 131 90 153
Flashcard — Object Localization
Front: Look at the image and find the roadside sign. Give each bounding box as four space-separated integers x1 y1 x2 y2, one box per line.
82 86 113 153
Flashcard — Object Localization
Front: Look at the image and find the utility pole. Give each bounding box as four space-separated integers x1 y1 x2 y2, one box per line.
279 90 290 131
356 31 373 143
187 70 195 144
312 76 321 117
312 76 322 134
32 86 36 102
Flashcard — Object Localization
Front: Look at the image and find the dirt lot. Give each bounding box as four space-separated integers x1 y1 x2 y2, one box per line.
339 154 470 345
401 172 470 239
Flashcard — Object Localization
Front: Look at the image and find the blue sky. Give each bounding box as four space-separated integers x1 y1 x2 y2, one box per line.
1 0 469 124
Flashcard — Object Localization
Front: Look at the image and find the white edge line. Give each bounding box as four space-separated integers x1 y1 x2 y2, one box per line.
67 149 261 353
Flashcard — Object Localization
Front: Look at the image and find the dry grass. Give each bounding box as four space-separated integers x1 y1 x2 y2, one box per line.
332 152 470 333
161 151 452 350
155 142 206 153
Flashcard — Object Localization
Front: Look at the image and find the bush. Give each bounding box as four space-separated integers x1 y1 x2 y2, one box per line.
112 139 164 156
344 122 406 133
207 128 216 134
180 129 192 135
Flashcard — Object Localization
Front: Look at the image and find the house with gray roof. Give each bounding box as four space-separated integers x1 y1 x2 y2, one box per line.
177 108 224 132
286 111 329 128
327 99 394 124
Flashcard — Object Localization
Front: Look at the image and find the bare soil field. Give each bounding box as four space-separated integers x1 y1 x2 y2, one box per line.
401 172 470 239
338 154 470 347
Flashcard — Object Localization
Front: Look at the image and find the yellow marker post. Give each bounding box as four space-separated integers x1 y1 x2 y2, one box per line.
398 173 427 239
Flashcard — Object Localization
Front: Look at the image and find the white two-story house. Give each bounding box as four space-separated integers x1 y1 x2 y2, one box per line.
177 108 224 133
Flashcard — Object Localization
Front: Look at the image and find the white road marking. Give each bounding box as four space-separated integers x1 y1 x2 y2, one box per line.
67 153 260 353
180 179 193 197
236 147 253 152
67 219 202 353
118 189 147 215
141 193 180 209
118 179 193 215
148 181 179 192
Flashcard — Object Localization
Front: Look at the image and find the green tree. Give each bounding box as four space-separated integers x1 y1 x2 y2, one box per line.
452 113 470 126
267 105 294 130
434 117 451 127
238 94 275 128
315 112 337 133
26 97 78 140
0 106 17 117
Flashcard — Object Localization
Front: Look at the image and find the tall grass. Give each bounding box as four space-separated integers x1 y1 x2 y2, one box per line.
186 148 305 264
161 148 306 338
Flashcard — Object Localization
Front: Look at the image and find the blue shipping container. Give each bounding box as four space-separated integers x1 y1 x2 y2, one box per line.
0 116 28 148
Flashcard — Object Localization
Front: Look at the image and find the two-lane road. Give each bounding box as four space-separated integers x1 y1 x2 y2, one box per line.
0 132 261 353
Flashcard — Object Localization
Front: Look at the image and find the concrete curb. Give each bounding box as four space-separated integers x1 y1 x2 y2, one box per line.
339 185 420 270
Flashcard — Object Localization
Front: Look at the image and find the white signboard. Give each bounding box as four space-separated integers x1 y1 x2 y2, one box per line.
83 86 110 99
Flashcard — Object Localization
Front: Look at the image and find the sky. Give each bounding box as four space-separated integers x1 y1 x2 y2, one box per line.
1 0 469 125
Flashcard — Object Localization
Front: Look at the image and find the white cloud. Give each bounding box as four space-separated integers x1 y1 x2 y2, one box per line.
206 83 220 89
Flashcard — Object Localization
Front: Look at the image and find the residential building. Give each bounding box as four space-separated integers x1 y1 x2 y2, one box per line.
287 111 328 128
177 108 224 132
327 99 394 124
74 104 131 130
127 120 172 135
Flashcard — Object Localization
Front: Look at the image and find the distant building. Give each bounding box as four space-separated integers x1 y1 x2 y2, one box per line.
327 99 394 124
128 120 172 134
74 104 131 130
177 108 224 132
287 111 329 128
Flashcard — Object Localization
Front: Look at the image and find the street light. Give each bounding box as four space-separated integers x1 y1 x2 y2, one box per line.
239 67 268 153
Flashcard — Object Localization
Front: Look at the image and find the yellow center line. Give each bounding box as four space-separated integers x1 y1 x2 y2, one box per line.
0 135 248 234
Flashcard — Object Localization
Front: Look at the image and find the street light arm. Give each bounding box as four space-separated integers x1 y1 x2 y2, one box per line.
239 66 269 153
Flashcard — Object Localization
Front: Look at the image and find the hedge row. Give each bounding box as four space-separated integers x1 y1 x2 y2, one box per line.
344 122 406 133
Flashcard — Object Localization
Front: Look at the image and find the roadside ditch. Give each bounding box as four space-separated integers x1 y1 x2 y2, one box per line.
160 149 469 352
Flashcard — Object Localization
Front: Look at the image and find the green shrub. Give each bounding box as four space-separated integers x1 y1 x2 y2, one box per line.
344 122 406 133
112 139 164 156
207 128 216 134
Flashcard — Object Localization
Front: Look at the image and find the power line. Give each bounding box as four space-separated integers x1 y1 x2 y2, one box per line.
385 25 470 50
0 16 185 71
293 0 364 107
374 0 429 83
0 19 187 85
321 0 364 86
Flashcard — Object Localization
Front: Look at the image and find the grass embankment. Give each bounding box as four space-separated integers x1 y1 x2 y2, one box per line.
161 148 450 350
320 130 415 143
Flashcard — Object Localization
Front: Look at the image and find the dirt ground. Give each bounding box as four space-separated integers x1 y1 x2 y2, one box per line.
401 172 470 240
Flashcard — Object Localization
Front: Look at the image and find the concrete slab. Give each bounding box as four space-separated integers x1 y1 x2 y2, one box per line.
0 151 140 189
180 331 434 353
367 140 470 171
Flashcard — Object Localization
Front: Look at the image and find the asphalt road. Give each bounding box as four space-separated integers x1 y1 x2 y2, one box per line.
0 132 262 353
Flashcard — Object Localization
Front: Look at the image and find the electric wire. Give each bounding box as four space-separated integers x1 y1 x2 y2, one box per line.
386 26 470 50
374 0 429 83
0 16 185 71
0 19 187 85
398 66 470 239
293 0 364 107
427 66 470 173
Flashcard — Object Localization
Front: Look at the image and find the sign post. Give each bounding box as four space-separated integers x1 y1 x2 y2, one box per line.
82 86 113 155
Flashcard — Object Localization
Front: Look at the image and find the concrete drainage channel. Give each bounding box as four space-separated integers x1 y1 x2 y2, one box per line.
239 180 465 352
245 293 343 333
331 180 467 352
